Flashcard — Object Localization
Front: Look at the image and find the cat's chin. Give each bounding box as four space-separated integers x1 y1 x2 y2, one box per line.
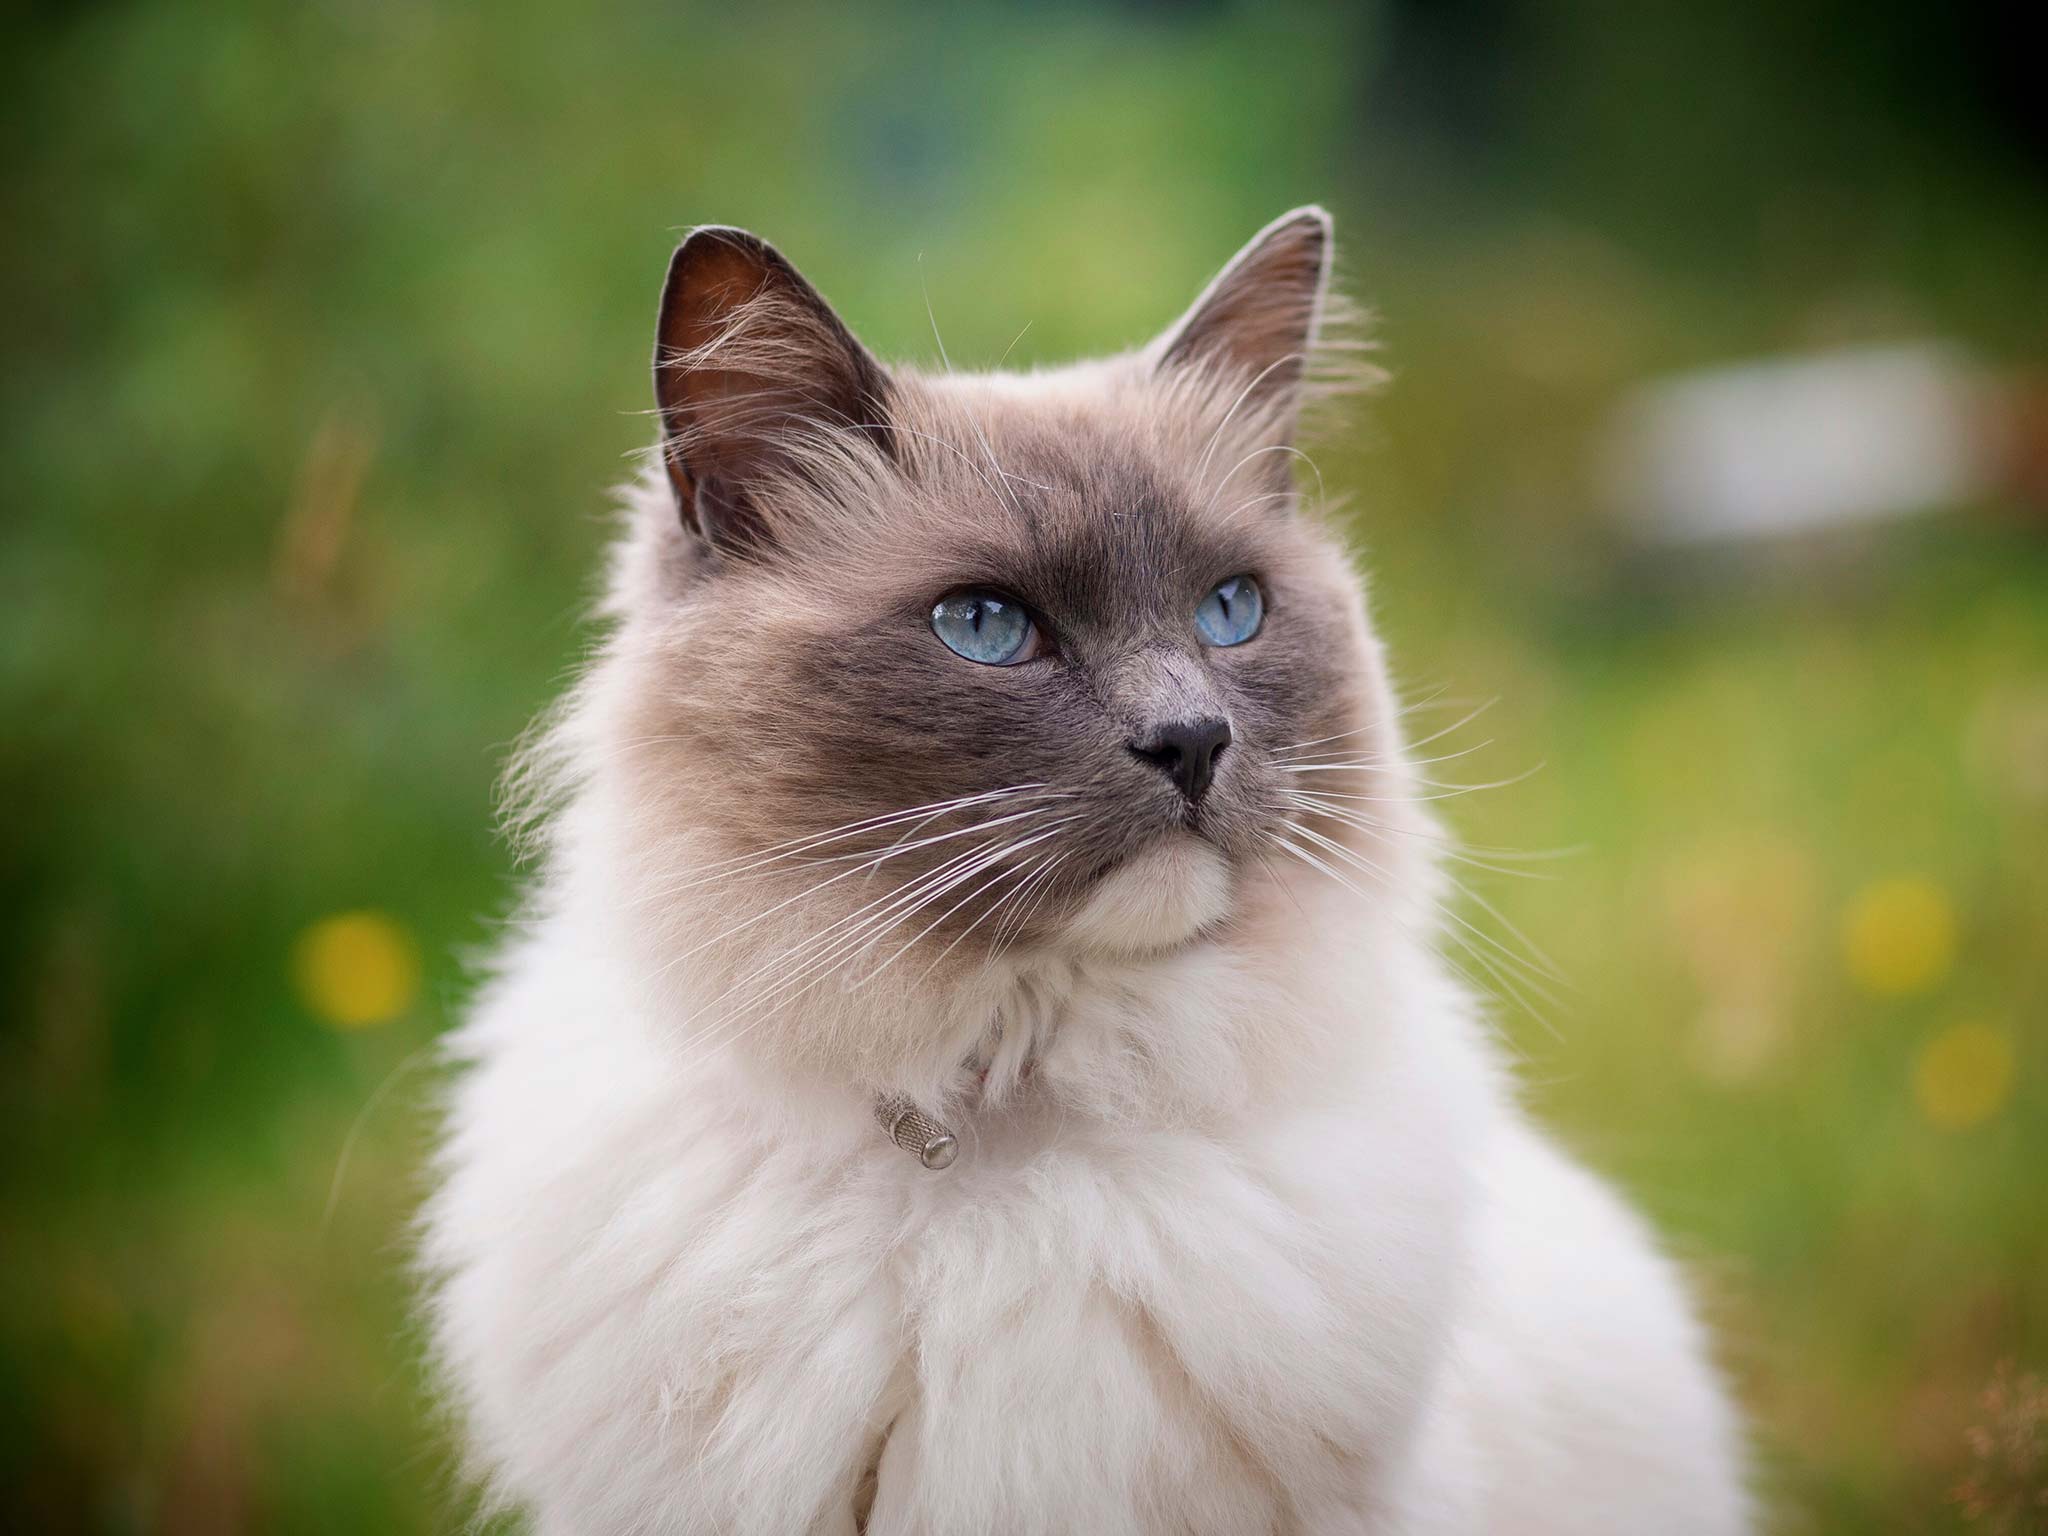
1058 833 1234 957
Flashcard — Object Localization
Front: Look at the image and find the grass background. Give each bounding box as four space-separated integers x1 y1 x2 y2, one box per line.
3 1 2044 1530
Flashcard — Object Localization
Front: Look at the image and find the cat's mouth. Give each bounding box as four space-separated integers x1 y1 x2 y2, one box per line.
1059 830 1234 955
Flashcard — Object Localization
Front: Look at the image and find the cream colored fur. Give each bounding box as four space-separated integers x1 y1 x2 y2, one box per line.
422 214 1750 1534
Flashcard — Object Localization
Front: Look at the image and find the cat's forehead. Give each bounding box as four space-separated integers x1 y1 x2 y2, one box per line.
905 361 1258 488
879 368 1288 609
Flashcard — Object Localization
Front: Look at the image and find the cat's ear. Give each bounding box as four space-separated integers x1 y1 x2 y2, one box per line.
654 227 893 554
1148 206 1333 429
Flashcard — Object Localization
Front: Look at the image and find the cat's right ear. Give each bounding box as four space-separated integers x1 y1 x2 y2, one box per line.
653 227 894 555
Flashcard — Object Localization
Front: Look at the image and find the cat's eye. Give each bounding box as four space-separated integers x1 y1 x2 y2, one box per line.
931 590 1042 666
1195 575 1264 647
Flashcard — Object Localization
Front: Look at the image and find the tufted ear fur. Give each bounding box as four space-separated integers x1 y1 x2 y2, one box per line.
1149 206 1334 437
653 227 895 555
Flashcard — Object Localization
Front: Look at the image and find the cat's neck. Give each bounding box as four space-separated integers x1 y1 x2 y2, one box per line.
593 869 1432 1139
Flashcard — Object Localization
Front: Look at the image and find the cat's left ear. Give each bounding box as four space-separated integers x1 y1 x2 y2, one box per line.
1148 206 1333 430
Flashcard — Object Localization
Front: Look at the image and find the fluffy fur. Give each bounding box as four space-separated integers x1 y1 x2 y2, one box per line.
422 209 1750 1533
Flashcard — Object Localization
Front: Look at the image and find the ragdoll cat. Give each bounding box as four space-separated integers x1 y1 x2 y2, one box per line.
423 208 1750 1534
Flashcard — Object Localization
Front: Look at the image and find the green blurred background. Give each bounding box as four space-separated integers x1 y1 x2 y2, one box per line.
4 1 2044 1530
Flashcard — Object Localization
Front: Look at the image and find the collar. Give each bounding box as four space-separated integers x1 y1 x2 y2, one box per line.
874 1053 1042 1171
873 1095 959 1170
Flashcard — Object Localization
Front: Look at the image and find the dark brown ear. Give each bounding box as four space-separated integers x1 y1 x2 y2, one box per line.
1149 206 1333 425
653 227 893 554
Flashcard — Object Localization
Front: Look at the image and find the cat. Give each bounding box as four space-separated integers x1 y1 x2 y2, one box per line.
421 208 1751 1534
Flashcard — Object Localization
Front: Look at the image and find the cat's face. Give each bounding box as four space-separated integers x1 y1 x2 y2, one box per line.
595 211 1405 1011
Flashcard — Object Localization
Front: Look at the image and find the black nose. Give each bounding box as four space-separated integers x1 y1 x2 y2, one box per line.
1129 717 1232 803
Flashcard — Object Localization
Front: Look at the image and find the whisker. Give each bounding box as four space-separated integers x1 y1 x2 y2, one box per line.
1286 821 1556 976
994 319 1034 370
754 818 1075 995
990 849 1069 959
1303 742 1496 772
872 852 1048 991
1267 690 1469 760
1250 842 1309 922
961 848 1060 967
1398 696 1500 755
1286 794 1540 876
851 826 1070 989
1281 790 1577 865
1270 726 1381 761
1265 827 1559 1035
1278 738 1495 772
1211 441 1326 507
1273 773 1533 806
921 259 1027 516
629 791 1069 908
685 827 1073 1066
980 844 1069 951
1283 799 1554 882
662 835 1031 1072
1194 351 1305 496
639 784 1055 886
1209 488 1297 531
657 834 1004 999
641 800 1069 975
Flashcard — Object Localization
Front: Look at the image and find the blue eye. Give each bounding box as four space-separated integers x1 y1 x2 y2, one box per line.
932 590 1040 665
1195 575 1264 647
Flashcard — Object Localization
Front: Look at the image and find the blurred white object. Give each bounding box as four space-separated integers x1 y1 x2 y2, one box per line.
1604 342 1988 544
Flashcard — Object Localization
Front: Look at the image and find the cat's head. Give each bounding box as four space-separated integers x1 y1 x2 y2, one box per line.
559 210 1427 1082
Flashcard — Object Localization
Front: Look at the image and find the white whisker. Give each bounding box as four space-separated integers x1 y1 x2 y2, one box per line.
640 800 1069 980
1194 351 1304 496
630 790 1068 908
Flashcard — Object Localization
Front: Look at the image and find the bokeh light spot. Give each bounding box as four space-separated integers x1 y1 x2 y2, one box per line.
1688 1001 1784 1086
1913 1022 2015 1131
292 911 420 1029
1841 877 1956 998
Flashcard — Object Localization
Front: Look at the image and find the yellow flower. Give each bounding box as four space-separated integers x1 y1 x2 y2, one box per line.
1913 1021 2016 1131
1840 877 1955 998
292 910 420 1029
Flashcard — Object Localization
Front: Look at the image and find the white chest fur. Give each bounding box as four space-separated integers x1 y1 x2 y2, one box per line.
425 916 1500 1535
